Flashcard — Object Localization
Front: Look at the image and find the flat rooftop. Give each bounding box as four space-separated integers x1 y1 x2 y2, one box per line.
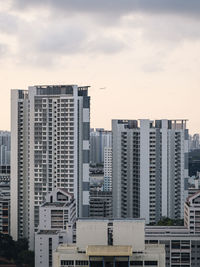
86 246 132 256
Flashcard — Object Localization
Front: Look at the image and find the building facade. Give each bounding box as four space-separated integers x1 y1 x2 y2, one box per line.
53 219 165 267
89 189 112 218
90 129 112 165
184 190 200 234
103 147 112 191
0 131 10 166
146 226 200 267
11 85 90 249
35 189 75 267
112 119 189 224
0 186 10 234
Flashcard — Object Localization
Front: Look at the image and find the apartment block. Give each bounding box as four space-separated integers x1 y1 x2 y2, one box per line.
11 85 90 249
89 189 112 218
103 147 112 191
90 129 112 165
0 131 10 166
112 119 189 224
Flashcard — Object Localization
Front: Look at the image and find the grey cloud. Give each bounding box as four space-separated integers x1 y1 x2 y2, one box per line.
13 19 127 67
11 0 200 17
36 26 87 54
0 43 9 58
88 37 126 54
0 12 19 34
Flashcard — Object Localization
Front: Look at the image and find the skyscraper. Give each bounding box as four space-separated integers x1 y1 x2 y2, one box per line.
112 119 189 224
103 147 112 191
90 129 112 165
11 85 90 249
0 131 10 166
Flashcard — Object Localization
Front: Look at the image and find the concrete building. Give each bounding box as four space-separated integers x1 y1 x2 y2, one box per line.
103 147 112 191
0 166 10 183
53 219 165 267
90 129 112 165
89 189 112 218
38 189 76 231
184 190 200 234
0 187 10 234
145 226 200 267
112 119 189 224
35 189 75 267
0 131 10 166
11 85 90 249
0 165 10 235
189 134 200 151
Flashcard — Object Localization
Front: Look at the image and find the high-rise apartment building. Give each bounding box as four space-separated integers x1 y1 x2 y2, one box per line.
0 132 10 235
90 129 112 165
0 131 10 166
103 147 112 191
89 189 112 218
112 119 189 224
11 85 90 249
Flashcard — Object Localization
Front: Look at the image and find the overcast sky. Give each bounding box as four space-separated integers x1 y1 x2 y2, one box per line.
1 0 200 133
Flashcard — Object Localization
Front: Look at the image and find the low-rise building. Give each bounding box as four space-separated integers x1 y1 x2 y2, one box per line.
35 189 76 267
53 219 165 267
184 190 200 234
145 226 200 267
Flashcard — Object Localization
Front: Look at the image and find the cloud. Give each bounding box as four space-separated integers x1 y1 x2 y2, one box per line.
0 43 9 58
0 12 19 34
11 0 200 18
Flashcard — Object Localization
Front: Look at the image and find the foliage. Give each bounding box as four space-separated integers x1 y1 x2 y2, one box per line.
0 234 34 267
157 217 184 226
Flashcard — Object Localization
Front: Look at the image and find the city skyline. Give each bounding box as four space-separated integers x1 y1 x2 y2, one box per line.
0 1 200 133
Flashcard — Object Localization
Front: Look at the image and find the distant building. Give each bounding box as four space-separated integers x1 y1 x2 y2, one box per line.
112 119 189 224
189 134 200 151
0 187 10 234
189 149 200 176
103 147 112 191
0 166 10 183
89 189 112 218
53 219 165 267
0 131 10 166
90 129 112 165
35 189 76 267
0 165 10 235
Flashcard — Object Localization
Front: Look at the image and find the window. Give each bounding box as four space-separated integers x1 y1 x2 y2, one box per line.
144 261 158 266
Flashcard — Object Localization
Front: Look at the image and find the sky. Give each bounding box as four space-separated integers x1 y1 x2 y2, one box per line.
0 0 200 133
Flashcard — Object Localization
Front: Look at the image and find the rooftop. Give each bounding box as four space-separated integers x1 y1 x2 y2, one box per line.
86 245 132 256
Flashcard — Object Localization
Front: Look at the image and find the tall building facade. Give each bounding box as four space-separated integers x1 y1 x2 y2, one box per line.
0 132 10 235
11 85 90 249
103 147 112 191
0 131 10 166
90 129 112 165
112 119 189 224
